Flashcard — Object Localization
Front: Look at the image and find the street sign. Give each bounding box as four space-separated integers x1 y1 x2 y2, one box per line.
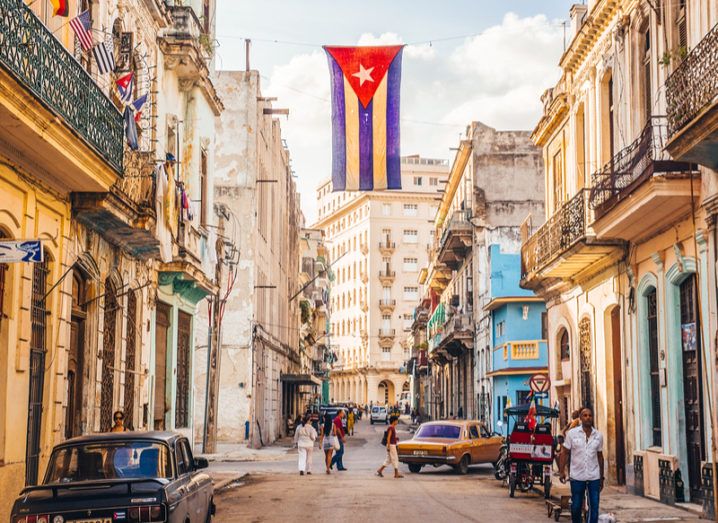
0 240 43 263
532 391 549 399
529 373 550 393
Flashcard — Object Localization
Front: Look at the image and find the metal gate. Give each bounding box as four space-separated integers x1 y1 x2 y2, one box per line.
578 317 593 410
175 310 191 428
100 278 118 432
26 260 48 485
124 290 137 430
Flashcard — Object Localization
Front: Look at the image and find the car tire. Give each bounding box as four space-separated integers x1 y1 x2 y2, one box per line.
456 455 470 475
408 463 422 474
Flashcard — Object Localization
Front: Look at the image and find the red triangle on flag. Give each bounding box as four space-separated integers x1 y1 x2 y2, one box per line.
116 72 133 89
324 45 403 108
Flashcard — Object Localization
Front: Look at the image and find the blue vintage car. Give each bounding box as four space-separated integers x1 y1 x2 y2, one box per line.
11 431 214 523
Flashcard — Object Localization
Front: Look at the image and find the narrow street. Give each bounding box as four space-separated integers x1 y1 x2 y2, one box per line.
210 419 700 523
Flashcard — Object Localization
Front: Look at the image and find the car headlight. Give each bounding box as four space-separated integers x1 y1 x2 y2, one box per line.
53 517 64 523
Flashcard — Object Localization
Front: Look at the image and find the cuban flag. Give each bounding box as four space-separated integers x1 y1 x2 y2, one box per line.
116 72 134 105
324 45 404 192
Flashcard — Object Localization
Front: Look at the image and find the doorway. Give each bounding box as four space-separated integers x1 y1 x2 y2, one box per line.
679 275 705 502
610 307 626 485
66 271 87 439
154 302 171 430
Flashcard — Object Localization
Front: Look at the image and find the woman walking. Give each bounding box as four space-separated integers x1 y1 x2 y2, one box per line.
319 412 337 474
376 415 404 479
347 408 355 436
294 415 317 475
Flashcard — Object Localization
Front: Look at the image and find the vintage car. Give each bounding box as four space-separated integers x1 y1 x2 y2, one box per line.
11 431 214 523
397 420 504 474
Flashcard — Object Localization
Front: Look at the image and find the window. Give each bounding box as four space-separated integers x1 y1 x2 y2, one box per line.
541 312 548 340
429 177 438 186
413 176 423 186
403 229 418 244
403 287 418 301
552 150 564 210
382 256 391 265
560 329 570 360
403 257 418 272
646 288 662 447
403 314 413 331
382 203 391 216
403 204 418 217
200 149 208 227
382 286 391 300
469 425 480 439
516 390 532 406
496 321 505 338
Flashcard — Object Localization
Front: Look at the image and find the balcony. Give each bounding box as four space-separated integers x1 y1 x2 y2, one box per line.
490 340 548 374
521 189 624 291
378 268 396 284
426 259 452 292
360 243 368 255
0 0 123 190
158 222 217 302
590 117 699 241
359 299 368 313
379 299 396 313
360 271 368 284
378 328 396 346
434 313 474 357
666 22 718 168
436 210 473 269
379 238 396 256
72 151 159 258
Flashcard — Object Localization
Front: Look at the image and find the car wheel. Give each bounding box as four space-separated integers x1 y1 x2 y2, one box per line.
408 463 422 474
456 455 470 475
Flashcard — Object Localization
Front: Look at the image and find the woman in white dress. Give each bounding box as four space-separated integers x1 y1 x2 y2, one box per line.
294 415 317 475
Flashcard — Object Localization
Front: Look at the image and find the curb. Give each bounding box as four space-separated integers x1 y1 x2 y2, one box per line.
213 473 248 492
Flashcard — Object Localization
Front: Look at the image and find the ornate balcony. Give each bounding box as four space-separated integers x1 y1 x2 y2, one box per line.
379 299 396 313
434 313 474 357
379 238 396 256
378 328 396 346
0 0 123 190
378 268 396 285
666 22 718 168
521 189 624 291
589 117 698 241
436 209 473 269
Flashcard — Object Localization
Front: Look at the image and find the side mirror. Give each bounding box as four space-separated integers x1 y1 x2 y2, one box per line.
194 457 209 470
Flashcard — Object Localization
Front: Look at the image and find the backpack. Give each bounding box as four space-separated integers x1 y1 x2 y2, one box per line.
381 429 389 446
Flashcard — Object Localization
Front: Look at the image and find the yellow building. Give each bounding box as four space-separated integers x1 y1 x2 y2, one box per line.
524 0 717 512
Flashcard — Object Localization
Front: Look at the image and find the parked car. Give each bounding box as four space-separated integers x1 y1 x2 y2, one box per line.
370 405 389 424
397 420 504 474
11 431 214 523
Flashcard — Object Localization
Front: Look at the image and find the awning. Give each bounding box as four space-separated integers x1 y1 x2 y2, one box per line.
281 374 322 387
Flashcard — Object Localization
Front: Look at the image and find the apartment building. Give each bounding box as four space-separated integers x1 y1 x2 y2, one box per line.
314 156 450 406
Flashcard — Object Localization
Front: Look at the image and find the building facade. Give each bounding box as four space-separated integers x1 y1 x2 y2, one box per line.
523 0 718 513
0 0 220 517
421 122 544 421
315 156 450 406
207 70 304 449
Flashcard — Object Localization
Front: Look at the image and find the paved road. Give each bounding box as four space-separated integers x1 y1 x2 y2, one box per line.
210 418 548 523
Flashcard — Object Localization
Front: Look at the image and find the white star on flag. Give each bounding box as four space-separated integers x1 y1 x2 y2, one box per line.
352 64 375 86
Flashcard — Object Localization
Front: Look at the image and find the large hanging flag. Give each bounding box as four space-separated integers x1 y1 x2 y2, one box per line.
49 0 69 17
116 72 134 105
323 45 404 192
131 94 148 122
93 42 115 74
123 106 139 151
69 10 93 51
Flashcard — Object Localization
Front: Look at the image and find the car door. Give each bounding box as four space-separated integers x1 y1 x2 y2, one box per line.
467 424 482 462
182 438 212 522
171 439 193 522
479 424 502 462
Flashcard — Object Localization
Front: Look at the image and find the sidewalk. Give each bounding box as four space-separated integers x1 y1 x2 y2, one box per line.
200 440 294 463
548 482 702 522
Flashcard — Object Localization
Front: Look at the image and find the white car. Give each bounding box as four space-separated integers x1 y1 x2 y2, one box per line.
370 406 388 424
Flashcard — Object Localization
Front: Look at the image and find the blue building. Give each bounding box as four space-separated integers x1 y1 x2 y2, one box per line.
484 245 547 435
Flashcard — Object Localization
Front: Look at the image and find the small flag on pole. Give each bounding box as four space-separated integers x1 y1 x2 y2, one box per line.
49 0 69 17
116 72 134 105
123 107 139 151
92 42 115 74
69 11 93 52
131 94 148 123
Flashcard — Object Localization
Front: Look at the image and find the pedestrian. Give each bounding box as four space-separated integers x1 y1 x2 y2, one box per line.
376 415 404 479
347 408 355 436
110 410 129 432
330 410 348 471
564 409 581 434
319 413 336 474
294 415 317 476
558 407 605 523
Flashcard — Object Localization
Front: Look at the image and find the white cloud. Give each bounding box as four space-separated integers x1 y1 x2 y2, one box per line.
258 12 563 224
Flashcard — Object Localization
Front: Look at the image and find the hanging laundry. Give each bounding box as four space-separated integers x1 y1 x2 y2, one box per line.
154 163 173 263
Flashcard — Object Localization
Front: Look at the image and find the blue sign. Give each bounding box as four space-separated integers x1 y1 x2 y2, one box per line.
0 240 43 263
533 391 549 399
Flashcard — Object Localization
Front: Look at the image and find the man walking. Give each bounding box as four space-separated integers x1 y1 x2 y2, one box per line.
558 407 604 523
330 410 348 471
376 415 404 478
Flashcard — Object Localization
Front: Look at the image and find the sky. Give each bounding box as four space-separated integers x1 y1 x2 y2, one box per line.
215 1 577 224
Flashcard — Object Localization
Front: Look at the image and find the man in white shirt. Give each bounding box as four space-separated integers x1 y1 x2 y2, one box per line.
558 407 604 523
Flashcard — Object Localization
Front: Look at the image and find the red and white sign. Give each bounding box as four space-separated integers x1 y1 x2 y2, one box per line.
529 373 550 393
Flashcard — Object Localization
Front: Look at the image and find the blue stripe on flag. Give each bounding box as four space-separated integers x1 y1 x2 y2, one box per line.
327 55 346 192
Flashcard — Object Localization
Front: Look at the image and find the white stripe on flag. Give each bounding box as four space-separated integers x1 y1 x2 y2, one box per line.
92 42 115 74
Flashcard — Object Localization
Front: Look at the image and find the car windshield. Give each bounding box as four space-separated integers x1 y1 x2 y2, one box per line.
416 424 462 439
45 441 173 484
372 407 385 413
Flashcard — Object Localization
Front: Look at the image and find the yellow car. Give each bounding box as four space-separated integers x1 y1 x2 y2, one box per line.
397 420 504 474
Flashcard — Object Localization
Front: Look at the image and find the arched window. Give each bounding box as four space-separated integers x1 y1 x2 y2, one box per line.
124 290 138 430
560 329 570 360
100 277 119 432
579 318 593 410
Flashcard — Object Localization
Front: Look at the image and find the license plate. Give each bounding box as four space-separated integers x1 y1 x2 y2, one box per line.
69 519 112 523
413 450 428 456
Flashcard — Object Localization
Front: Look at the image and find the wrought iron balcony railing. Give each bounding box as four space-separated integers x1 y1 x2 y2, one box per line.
379 299 397 308
521 189 588 279
379 328 396 338
666 22 718 138
0 0 123 173
438 209 472 250
589 116 696 218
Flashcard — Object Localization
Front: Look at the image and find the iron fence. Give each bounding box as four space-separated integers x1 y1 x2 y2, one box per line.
0 0 123 173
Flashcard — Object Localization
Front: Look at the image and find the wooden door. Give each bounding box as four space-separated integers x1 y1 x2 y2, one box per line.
679 276 705 502
154 302 171 430
611 307 626 485
175 311 191 428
